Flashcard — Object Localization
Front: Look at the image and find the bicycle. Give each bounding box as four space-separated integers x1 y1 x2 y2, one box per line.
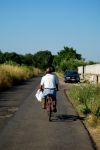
45 94 56 121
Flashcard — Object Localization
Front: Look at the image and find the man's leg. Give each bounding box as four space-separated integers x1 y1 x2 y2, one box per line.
41 97 46 109
53 97 57 112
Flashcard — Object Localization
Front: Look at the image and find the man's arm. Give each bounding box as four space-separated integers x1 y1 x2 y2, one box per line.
40 85 44 91
40 76 44 91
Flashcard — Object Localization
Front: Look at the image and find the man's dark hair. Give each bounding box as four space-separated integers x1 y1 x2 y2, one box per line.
46 67 52 73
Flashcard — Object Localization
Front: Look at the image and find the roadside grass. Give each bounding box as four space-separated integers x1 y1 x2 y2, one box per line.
57 71 100 149
0 64 41 90
67 83 100 149
68 83 100 127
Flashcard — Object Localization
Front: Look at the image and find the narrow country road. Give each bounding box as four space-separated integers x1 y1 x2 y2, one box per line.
0 75 95 150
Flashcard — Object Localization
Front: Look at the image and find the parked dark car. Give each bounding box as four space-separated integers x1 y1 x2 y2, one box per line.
64 70 80 83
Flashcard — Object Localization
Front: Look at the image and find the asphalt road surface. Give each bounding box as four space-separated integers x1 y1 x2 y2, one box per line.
0 76 95 150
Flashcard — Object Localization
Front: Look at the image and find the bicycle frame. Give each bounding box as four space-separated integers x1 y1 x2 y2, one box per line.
46 94 55 121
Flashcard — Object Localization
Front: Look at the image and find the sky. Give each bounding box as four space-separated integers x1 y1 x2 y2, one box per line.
0 0 100 61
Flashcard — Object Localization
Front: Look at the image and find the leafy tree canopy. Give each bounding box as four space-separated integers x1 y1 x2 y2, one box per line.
24 53 34 66
33 50 53 69
53 46 83 71
0 46 97 71
58 46 82 60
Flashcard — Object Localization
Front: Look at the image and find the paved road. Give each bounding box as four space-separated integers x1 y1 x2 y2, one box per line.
0 76 95 150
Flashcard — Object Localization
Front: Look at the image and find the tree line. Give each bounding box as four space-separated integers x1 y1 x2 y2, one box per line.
0 47 96 71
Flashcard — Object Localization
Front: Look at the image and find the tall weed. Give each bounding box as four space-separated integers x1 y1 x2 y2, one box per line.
68 83 100 126
0 64 41 90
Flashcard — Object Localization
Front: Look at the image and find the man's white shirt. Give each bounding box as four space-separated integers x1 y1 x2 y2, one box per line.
40 73 59 89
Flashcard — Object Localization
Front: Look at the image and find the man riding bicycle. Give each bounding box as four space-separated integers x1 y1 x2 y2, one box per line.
40 67 59 112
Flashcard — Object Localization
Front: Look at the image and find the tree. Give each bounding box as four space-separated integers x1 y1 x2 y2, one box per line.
0 50 4 63
24 54 34 66
60 59 87 71
53 46 83 71
2 52 22 64
33 50 53 69
57 46 82 60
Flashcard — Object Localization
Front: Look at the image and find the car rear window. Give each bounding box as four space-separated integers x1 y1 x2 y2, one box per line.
65 70 78 75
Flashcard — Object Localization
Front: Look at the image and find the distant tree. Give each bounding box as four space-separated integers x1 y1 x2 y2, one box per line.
87 61 97 65
57 46 82 60
2 52 22 64
18 54 26 65
33 50 53 69
53 46 83 71
0 50 4 63
24 53 34 66
60 59 87 71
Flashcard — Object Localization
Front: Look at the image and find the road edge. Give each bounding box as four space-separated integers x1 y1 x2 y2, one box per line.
64 89 97 150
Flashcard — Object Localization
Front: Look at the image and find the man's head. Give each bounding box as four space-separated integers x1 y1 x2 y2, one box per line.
46 67 52 74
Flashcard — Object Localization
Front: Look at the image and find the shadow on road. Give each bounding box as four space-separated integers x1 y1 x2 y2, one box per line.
52 114 84 122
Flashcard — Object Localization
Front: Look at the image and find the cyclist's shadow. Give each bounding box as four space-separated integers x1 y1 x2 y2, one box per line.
52 114 84 122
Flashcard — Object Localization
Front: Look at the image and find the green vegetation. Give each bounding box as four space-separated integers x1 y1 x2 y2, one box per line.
32 50 53 69
1 47 96 72
52 46 95 72
0 50 53 69
0 46 98 91
68 84 100 127
53 46 83 71
0 50 53 90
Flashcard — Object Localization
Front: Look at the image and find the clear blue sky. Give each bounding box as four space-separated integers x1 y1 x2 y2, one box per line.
0 0 100 61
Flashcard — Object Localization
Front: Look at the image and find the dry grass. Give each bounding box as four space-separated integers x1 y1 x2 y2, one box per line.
67 83 100 149
0 64 41 90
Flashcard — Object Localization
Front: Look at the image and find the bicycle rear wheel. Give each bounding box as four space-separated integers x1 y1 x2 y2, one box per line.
48 104 52 121
46 96 53 121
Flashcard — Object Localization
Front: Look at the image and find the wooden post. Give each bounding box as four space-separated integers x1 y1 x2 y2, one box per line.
96 75 98 84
